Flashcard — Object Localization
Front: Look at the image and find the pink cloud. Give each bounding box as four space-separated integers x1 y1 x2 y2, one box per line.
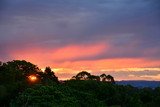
50 43 107 61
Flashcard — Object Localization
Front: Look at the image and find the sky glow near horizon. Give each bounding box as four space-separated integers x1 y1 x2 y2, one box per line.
0 0 160 80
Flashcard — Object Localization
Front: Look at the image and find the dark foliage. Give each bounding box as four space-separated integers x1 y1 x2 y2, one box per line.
73 71 115 84
40 67 59 85
0 60 58 106
0 60 160 107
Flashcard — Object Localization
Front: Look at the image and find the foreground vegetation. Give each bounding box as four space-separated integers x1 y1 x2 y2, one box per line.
0 60 160 107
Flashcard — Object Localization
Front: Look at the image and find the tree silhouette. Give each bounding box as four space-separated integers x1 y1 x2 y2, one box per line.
71 76 76 80
100 74 115 84
0 60 42 106
73 72 115 83
0 60 41 85
100 74 107 82
106 75 115 84
75 71 91 80
88 75 100 81
41 67 59 84
0 61 2 66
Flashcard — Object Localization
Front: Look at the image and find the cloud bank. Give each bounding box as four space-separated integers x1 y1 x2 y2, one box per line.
0 0 160 80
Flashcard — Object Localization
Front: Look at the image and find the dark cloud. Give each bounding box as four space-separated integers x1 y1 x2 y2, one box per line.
0 0 160 61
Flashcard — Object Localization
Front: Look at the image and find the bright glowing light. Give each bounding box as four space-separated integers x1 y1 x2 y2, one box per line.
28 75 37 82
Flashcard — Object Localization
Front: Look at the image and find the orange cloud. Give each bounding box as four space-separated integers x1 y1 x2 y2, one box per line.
7 43 160 80
51 58 160 80
140 74 160 80
10 42 107 67
50 43 107 61
56 58 160 70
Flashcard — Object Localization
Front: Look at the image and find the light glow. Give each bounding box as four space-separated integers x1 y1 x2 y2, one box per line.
28 75 37 82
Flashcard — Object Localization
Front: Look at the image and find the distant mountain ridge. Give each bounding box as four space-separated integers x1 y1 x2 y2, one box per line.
116 80 160 88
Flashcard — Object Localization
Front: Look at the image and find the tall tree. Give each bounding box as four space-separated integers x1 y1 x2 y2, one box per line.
100 74 115 84
41 67 59 84
100 74 107 82
75 71 91 80
0 60 41 85
106 75 115 84
0 60 42 106
88 75 100 81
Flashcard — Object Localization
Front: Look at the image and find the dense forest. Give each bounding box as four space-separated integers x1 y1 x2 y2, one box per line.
0 60 160 107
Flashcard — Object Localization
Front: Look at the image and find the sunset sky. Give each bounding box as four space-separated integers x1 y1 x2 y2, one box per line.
0 0 160 80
